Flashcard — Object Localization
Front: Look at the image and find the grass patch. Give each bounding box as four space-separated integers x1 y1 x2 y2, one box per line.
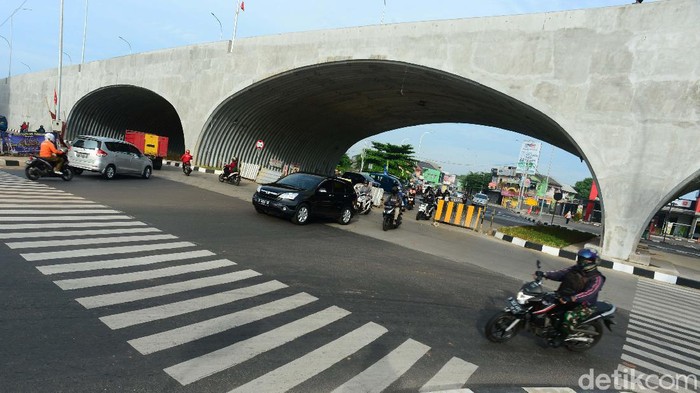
499 225 596 248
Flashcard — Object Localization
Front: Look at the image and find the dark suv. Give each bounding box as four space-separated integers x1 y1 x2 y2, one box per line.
340 171 381 188
252 172 357 225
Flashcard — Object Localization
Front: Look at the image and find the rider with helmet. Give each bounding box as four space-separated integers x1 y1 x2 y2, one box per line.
180 149 193 166
384 185 404 224
223 156 239 180
536 248 606 346
39 132 65 174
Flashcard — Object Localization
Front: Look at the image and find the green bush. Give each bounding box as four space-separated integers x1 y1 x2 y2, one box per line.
499 225 596 248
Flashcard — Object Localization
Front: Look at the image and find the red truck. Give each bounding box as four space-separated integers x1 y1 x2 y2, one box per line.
124 130 168 170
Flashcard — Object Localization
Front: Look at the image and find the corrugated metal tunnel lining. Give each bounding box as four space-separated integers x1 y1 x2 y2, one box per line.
66 85 184 157
198 60 578 174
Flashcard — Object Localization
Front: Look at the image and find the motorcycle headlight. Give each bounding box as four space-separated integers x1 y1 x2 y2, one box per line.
256 186 262 193
278 192 299 200
516 291 533 305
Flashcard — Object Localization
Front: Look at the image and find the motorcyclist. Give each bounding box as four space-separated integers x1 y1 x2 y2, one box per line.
354 179 371 195
223 156 239 179
535 248 606 346
384 185 404 225
39 132 65 174
180 149 193 166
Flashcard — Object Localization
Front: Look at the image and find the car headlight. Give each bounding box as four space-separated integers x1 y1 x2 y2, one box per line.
278 192 299 200
256 186 262 193
516 291 533 305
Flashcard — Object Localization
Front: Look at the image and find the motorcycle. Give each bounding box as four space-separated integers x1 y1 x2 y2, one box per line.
485 260 616 352
182 162 193 176
218 171 241 186
25 155 73 182
353 191 372 215
382 203 402 231
406 192 415 210
416 201 436 220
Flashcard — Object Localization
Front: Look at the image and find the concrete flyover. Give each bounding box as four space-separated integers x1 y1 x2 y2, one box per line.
0 0 698 263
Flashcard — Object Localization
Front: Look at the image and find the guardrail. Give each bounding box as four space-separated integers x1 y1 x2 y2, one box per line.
434 199 483 230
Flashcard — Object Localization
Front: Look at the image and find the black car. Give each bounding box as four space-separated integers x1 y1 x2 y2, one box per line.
252 172 357 225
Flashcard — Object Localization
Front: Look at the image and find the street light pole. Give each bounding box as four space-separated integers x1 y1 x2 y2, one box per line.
0 35 9 80
20 61 30 72
118 36 132 54
80 0 89 68
56 0 65 128
417 131 431 157
63 51 73 64
211 12 223 40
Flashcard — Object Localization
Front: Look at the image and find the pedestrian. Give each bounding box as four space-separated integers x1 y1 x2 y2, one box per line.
565 210 572 224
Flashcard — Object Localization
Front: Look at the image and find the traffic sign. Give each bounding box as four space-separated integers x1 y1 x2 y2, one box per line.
255 140 265 150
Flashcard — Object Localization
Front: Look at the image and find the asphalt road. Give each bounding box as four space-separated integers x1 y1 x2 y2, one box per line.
0 167 695 392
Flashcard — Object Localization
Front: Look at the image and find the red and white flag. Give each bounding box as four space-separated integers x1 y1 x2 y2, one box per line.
240 1 245 11
53 89 57 106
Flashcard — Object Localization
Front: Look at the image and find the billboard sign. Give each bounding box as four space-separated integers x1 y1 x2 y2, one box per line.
422 168 441 184
516 141 541 174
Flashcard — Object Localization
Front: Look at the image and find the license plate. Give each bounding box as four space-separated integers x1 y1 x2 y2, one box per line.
507 297 522 313
77 152 88 158
257 198 270 206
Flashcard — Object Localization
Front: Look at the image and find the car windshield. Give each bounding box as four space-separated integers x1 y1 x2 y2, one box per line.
274 173 323 190
475 193 487 199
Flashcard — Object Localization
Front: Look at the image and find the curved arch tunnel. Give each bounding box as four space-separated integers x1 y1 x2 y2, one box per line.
197 60 583 174
66 85 184 156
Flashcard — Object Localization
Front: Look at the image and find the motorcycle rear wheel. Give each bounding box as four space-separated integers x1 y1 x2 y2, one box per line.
416 211 423 220
25 166 41 181
485 311 520 343
61 167 74 181
382 216 391 231
564 320 603 352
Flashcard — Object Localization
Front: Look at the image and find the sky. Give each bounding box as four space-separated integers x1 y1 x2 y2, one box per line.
0 0 659 187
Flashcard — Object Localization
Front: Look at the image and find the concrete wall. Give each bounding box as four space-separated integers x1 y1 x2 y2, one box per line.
1 0 698 262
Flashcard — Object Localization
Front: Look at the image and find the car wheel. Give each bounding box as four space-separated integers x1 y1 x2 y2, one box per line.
103 165 116 180
338 206 352 225
142 166 152 179
292 204 310 225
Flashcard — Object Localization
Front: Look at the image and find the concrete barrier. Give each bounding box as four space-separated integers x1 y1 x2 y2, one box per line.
434 199 483 230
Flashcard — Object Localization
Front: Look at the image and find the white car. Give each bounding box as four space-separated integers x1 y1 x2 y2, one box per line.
471 193 489 207
67 135 153 180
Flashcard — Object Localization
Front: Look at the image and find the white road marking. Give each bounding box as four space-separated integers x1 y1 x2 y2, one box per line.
227 322 388 393
0 221 145 230
0 209 121 215
165 305 350 385
37 250 215 275
0 198 87 202
0 227 160 239
101 280 288 330
55 259 236 290
129 292 317 355
0 215 132 222
21 241 195 261
76 269 260 309
331 338 430 393
420 357 478 393
7 234 177 249
623 345 700 376
0 203 105 208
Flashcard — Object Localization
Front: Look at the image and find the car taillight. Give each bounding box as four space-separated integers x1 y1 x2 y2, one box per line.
96 149 108 157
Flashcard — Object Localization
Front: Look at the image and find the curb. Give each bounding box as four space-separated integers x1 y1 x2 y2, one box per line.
493 231 700 290
162 159 219 174
0 157 22 167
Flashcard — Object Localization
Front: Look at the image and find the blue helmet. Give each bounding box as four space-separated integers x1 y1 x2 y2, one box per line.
577 248 598 272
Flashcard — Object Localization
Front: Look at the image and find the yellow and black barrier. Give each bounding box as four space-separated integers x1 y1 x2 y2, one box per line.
434 200 483 230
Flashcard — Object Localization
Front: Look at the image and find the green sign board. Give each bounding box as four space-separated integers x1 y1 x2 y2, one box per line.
422 168 441 184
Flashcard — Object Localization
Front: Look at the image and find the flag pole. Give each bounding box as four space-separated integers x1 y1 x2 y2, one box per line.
56 0 64 129
229 0 240 53
381 0 386 24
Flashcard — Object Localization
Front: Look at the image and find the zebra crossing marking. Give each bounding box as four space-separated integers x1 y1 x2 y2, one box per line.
6 233 178 249
76 269 261 309
21 241 196 261
54 259 236 290
0 203 104 208
0 209 121 215
0 198 88 202
129 292 318 355
36 250 216 275
1 214 133 222
420 357 479 393
164 305 351 385
228 322 388 393
331 338 430 393
627 322 700 351
0 220 146 231
100 280 288 330
0 226 161 240
522 389 577 393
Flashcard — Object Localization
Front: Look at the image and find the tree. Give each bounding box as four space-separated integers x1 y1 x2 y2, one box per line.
573 177 594 200
360 142 415 181
461 171 491 194
335 153 352 174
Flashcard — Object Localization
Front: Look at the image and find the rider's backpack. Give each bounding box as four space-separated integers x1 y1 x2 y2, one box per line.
557 269 586 296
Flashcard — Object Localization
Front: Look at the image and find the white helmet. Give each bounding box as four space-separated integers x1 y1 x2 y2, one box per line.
45 133 55 142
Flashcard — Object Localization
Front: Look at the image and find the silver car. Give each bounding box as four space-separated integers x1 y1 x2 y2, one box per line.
67 135 153 180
